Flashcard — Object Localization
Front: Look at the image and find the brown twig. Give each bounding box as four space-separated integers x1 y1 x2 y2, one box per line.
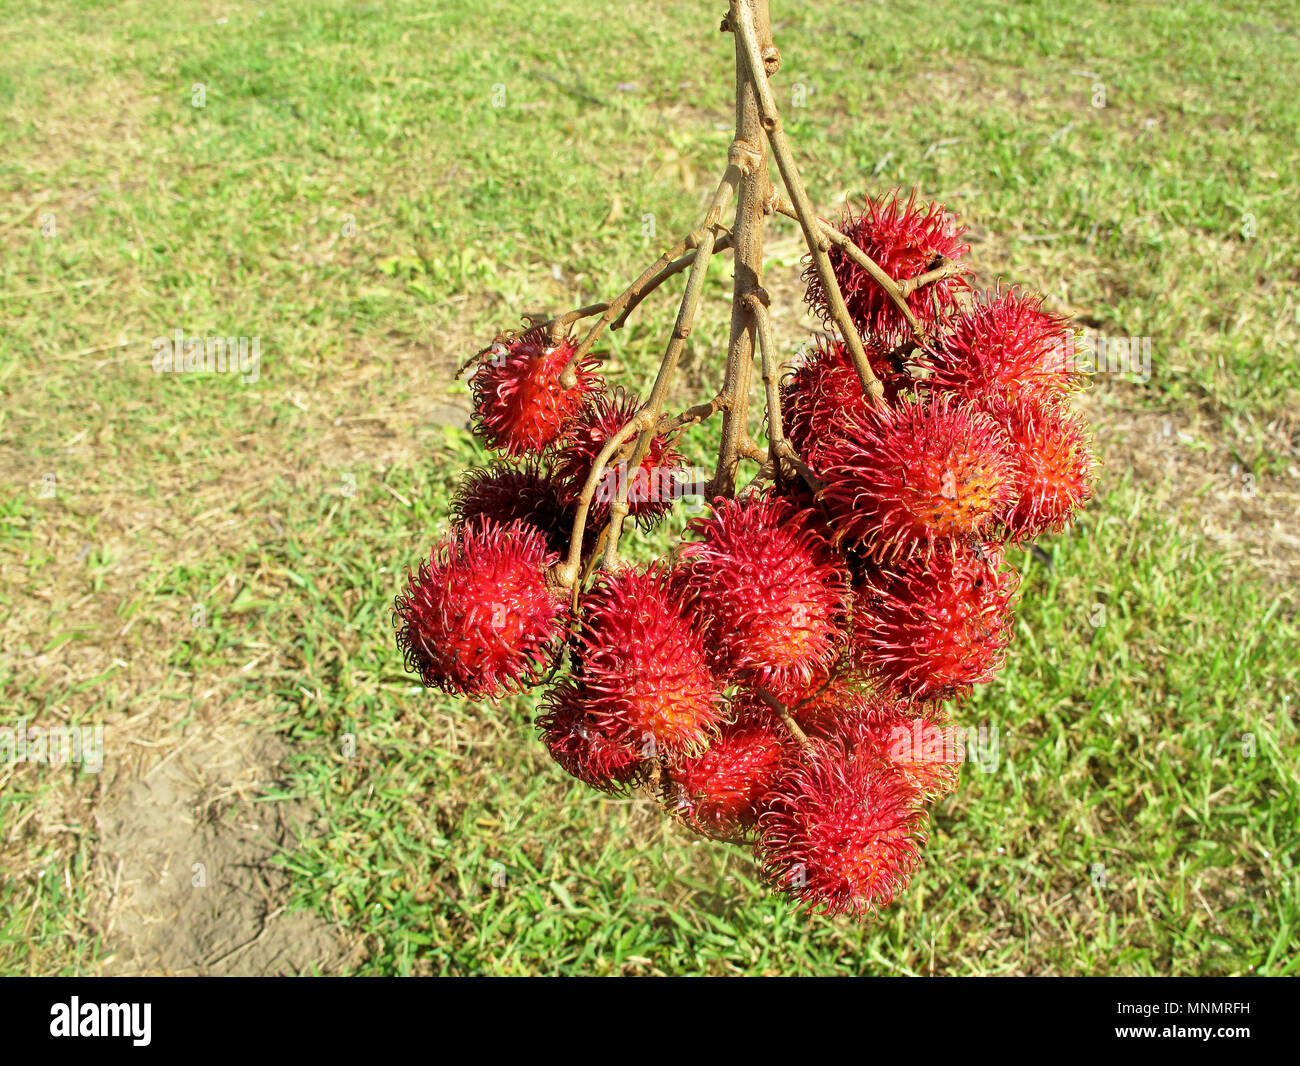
610 229 733 330
561 224 724 388
754 687 814 752
535 302 612 343
711 7 773 499
745 288 785 470
553 415 649 588
898 256 963 297
729 1 886 408
602 169 739 567
655 393 727 436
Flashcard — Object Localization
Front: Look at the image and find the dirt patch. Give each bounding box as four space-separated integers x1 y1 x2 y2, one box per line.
92 728 354 976
1079 390 1300 586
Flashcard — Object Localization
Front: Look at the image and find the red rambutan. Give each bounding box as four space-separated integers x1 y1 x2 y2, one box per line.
552 387 686 530
795 683 920 740
782 335 900 466
803 189 971 341
851 541 1018 702
393 516 566 698
469 330 602 455
925 288 1078 404
681 494 850 692
666 719 788 838
992 397 1098 541
452 460 573 556
817 395 1015 559
853 715 963 799
760 736 927 917
536 681 646 794
575 566 723 757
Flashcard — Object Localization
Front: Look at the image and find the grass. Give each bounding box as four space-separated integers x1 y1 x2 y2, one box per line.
0 0 1297 975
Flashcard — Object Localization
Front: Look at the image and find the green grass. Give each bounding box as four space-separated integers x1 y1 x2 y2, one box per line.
1 0 1297 975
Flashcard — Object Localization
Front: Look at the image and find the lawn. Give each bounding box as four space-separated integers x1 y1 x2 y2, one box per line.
0 0 1296 975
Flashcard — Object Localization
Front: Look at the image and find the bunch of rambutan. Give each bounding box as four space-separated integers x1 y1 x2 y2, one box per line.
393 189 1096 920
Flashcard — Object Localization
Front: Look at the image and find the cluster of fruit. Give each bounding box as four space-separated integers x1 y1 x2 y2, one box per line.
394 190 1096 917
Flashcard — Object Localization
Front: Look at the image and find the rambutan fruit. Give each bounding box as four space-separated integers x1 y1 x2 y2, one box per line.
452 460 573 556
681 494 850 692
803 189 971 342
852 715 962 799
760 736 927 917
851 541 1018 702
992 397 1098 541
575 566 723 757
469 330 602 456
782 335 900 465
925 288 1078 404
665 719 788 838
393 516 566 698
732 671 904 739
817 396 1015 559
536 681 646 794
795 683 921 740
552 387 686 530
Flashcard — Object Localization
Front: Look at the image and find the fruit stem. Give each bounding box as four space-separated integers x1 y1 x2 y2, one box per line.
745 288 787 473
602 168 739 567
769 192 925 343
712 0 773 499
559 223 729 389
553 414 650 588
610 228 733 331
898 256 963 297
754 687 815 753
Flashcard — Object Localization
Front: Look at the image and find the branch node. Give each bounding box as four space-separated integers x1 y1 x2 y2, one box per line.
728 139 763 175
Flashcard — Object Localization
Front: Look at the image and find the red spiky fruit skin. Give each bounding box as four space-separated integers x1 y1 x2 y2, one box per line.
803 189 971 342
925 288 1078 404
469 331 602 456
452 460 573 556
991 397 1098 541
852 542 1018 702
794 683 922 740
552 387 686 530
536 681 646 794
575 566 723 757
817 396 1015 560
783 335 901 465
681 495 850 693
732 670 918 739
665 719 788 839
393 517 566 698
760 736 927 917
851 715 963 799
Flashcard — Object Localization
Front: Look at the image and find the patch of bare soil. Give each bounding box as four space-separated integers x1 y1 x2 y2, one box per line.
92 729 353 976
1079 390 1300 586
